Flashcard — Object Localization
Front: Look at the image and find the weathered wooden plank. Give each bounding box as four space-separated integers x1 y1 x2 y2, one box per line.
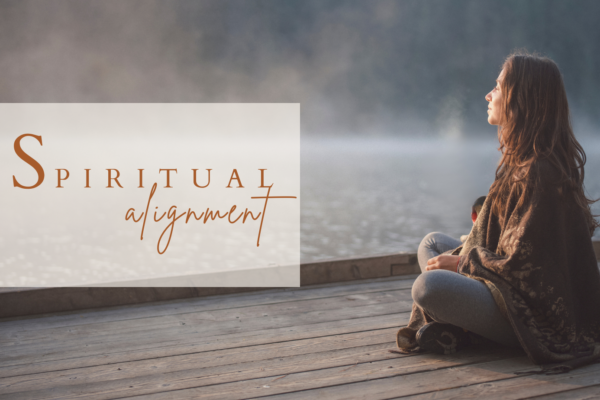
0 276 416 335
0 307 410 376
2 304 407 363
2 345 522 400
526 384 600 399
2 346 400 400
1 288 412 354
243 356 535 400
392 262 421 276
301 252 418 286
0 328 400 396
399 362 600 400
0 286 224 320
99 348 527 400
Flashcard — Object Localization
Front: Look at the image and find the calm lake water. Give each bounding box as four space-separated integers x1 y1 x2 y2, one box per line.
300 136 600 263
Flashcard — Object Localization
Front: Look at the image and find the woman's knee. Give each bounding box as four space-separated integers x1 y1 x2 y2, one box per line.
411 270 451 310
418 232 445 252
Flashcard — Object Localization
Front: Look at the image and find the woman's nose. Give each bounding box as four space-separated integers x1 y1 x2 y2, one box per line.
485 91 492 102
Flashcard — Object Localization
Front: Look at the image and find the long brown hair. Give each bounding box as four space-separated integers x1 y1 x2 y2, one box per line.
488 51 599 234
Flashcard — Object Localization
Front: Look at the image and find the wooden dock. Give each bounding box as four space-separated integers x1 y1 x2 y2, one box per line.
2 273 600 399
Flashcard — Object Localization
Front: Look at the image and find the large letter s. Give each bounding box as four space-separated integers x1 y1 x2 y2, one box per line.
13 134 45 189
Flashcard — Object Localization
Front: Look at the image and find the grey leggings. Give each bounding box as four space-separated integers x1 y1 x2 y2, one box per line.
413 232 521 348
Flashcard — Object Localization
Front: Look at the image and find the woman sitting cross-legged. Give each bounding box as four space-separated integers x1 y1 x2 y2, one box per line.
395 52 600 375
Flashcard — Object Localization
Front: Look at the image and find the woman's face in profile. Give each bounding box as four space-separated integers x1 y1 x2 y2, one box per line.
485 69 505 125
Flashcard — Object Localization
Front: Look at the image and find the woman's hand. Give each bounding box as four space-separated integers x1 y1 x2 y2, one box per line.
426 255 461 272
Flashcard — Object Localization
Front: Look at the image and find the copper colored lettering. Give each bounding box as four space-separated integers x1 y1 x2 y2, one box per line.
12 134 45 189
56 169 70 188
159 169 177 188
226 169 244 188
106 169 123 188
192 169 211 188
85 169 91 188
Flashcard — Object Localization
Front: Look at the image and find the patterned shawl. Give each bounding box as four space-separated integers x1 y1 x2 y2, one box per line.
396 160 600 374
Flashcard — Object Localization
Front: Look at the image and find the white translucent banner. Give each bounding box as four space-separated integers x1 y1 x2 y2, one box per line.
0 104 300 287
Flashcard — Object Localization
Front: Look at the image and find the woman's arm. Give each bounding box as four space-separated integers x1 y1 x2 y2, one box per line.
426 255 461 272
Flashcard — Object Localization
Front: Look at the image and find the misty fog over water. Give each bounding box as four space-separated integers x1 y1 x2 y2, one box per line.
1 0 599 137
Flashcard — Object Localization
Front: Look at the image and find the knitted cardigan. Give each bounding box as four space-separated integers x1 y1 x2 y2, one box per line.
396 160 600 374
